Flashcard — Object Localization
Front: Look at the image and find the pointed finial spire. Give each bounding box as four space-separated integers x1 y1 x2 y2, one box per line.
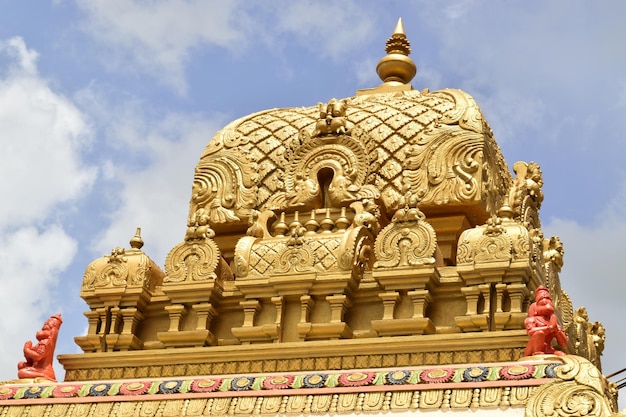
376 18 417 86
393 17 405 36
130 227 144 249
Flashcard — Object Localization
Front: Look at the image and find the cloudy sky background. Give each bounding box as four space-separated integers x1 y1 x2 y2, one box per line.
1 0 626 390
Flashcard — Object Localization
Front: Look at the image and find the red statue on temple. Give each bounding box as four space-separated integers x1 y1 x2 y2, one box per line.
524 286 568 356
17 314 62 381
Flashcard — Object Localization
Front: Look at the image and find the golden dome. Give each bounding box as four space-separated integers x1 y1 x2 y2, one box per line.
191 88 510 234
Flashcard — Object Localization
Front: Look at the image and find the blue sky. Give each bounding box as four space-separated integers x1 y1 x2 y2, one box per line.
1 0 626 388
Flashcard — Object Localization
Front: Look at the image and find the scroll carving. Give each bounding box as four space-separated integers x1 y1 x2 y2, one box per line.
164 239 221 283
567 307 606 371
82 248 128 290
509 161 543 230
473 216 512 264
400 128 482 207
269 127 378 211
457 214 514 266
189 149 258 226
374 206 436 268
273 245 315 274
525 356 616 417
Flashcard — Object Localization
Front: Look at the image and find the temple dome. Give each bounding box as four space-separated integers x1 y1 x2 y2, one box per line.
187 19 512 242
191 86 511 234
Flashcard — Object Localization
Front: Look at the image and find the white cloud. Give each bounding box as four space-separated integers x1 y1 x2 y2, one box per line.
0 38 39 77
75 0 378 94
0 37 95 380
0 226 76 378
270 1 376 61
77 91 225 266
0 38 96 229
543 206 626 378
76 0 244 94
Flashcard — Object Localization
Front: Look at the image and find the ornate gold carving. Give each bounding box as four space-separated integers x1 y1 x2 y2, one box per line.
77 229 164 353
164 239 220 283
311 99 354 137
374 206 436 268
189 148 258 225
509 161 543 230
543 235 564 309
193 86 510 223
420 389 443 408
526 356 616 417
566 307 606 371
272 128 378 211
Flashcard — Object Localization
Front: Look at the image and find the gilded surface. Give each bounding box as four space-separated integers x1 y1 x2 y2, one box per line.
23 21 617 417
374 206 436 268
164 239 221 283
0 361 557 417
190 88 510 227
566 307 606 371
526 356 616 417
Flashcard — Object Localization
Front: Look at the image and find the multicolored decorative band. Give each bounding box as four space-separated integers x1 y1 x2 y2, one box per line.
0 361 561 402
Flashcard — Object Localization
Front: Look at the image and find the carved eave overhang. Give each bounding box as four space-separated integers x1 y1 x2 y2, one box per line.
1 356 618 417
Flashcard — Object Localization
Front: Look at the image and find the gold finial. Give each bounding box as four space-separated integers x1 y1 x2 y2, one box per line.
130 227 144 249
376 18 417 86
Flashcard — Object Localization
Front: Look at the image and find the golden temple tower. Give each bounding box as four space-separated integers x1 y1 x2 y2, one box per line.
0 19 619 417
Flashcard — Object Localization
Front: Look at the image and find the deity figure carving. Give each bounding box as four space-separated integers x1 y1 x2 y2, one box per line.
311 99 353 137
524 286 568 356
569 307 606 371
525 162 544 204
17 314 62 381
543 236 564 273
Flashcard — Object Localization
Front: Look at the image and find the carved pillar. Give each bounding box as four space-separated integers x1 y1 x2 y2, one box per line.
97 307 110 340
165 304 187 333
493 283 511 331
455 286 489 332
74 310 104 353
192 303 218 346
505 283 529 329
408 289 432 319
379 292 400 320
107 307 143 351
232 298 282 344
297 295 315 341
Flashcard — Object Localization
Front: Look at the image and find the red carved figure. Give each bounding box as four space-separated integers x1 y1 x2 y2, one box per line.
17 314 62 381
524 287 568 356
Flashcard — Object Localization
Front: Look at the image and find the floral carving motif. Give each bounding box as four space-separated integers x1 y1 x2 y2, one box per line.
273 245 315 274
